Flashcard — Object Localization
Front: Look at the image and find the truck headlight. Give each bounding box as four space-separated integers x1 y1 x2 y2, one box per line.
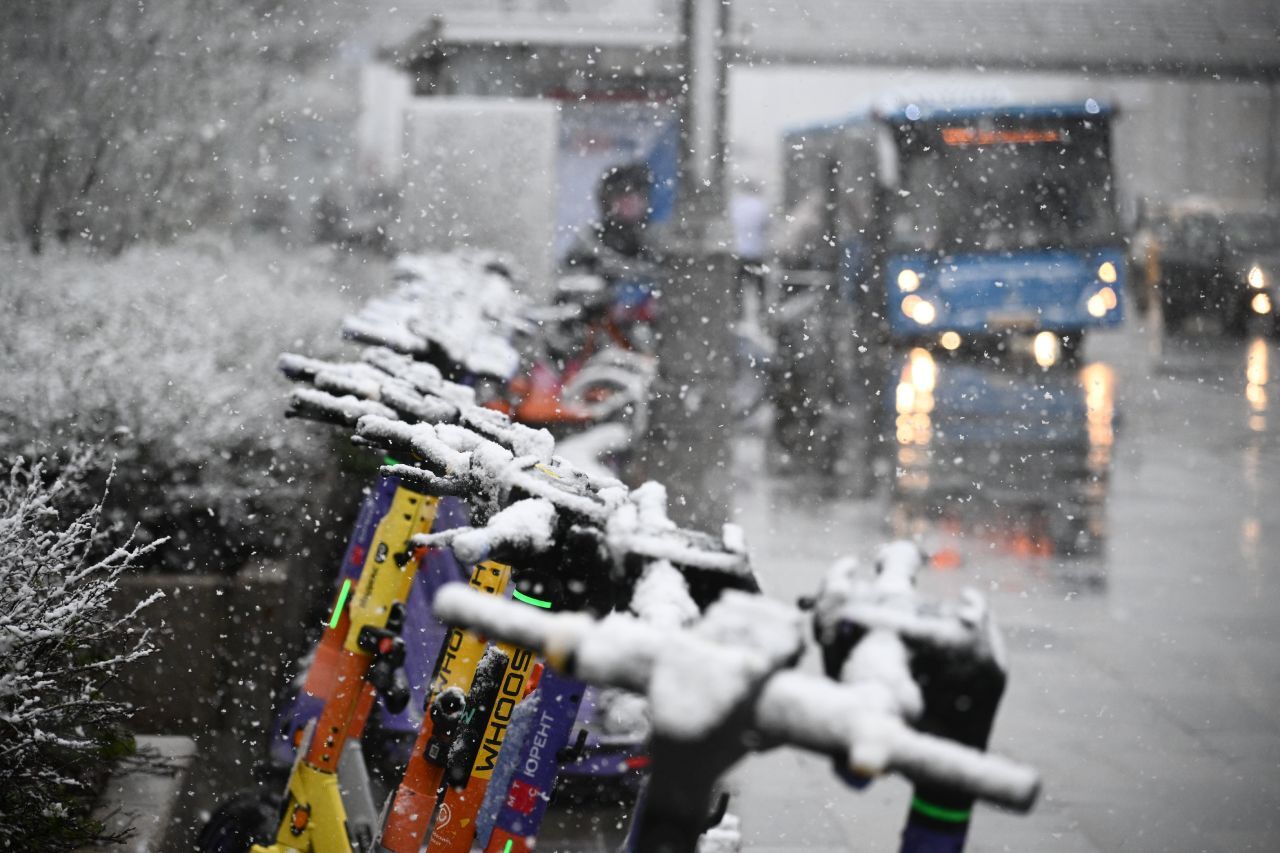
902 294 936 325
897 269 921 293
1097 261 1118 284
1033 331 1059 367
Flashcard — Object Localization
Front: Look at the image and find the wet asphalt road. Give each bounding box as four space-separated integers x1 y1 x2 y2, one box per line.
723 320 1280 851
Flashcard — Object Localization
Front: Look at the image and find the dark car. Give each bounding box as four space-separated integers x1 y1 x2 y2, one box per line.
1158 206 1280 335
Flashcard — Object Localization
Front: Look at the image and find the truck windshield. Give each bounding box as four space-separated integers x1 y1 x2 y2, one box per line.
890 117 1119 254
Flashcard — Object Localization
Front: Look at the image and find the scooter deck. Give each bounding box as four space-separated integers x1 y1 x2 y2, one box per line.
481 668 587 853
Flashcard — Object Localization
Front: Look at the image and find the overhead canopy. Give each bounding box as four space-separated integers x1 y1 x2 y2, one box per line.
388 0 1280 80
730 0 1280 78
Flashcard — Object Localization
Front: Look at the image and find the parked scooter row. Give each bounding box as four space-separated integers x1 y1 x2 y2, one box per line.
201 251 1039 853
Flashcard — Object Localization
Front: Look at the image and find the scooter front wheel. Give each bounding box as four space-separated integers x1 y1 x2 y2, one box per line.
196 789 279 853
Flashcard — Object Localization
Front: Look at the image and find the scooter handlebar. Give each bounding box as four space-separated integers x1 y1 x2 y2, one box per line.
755 671 1038 811
431 586 1040 812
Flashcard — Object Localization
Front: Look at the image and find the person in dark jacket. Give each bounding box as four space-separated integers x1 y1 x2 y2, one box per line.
563 162 659 280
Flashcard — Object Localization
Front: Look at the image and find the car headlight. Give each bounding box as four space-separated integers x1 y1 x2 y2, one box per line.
1248 265 1266 289
897 269 921 293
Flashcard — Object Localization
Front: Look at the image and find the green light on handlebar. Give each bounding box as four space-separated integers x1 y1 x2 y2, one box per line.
329 579 353 629
910 797 971 824
512 590 553 609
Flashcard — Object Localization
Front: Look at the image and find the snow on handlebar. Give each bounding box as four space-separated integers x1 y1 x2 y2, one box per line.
415 498 558 566
279 349 757 592
431 584 1041 812
341 253 527 381
813 542 1007 679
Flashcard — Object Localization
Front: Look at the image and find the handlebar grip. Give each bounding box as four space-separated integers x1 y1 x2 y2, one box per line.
288 388 398 427
380 463 467 497
757 672 1039 812
885 725 1040 813
419 498 558 565
368 658 411 715
382 674 411 716
434 584 588 657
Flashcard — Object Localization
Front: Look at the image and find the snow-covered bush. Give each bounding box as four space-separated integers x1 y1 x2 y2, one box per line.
0 452 161 850
0 238 365 572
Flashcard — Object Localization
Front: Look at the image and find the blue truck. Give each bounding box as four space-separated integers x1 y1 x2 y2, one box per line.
770 98 1125 483
776 99 1124 347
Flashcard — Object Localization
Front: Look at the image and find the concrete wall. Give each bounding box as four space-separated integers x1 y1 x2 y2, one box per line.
357 62 412 185
109 560 307 736
398 98 558 292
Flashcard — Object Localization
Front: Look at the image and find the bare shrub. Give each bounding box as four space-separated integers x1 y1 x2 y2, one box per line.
0 451 161 850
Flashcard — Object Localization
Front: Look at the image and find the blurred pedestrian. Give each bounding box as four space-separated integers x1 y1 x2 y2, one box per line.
730 179 769 323
564 162 658 280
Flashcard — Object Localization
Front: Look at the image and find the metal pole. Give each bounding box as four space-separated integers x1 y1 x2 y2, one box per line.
1268 82 1279 201
644 0 735 529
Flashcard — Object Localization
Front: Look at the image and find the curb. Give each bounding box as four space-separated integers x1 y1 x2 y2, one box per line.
77 735 197 853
